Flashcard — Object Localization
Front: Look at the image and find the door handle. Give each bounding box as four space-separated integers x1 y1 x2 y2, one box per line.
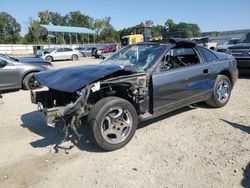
203 69 209 74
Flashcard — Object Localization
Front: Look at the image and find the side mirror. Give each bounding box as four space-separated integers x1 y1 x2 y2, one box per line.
0 60 8 68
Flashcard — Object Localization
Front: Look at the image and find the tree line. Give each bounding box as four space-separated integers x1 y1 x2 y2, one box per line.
0 11 201 44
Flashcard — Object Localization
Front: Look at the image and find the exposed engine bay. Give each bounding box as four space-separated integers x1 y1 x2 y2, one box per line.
31 72 149 139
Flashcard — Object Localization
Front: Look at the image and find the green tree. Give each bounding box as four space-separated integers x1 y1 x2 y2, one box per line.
165 19 176 30
117 27 134 39
67 11 94 28
24 18 40 44
163 19 201 39
0 12 21 44
151 25 164 38
38 10 50 24
93 18 110 35
49 12 66 26
94 17 119 43
215 32 221 37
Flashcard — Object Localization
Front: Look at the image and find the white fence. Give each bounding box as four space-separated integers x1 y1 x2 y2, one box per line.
0 44 107 55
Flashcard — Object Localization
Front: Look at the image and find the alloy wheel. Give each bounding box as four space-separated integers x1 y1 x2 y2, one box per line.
101 107 133 144
216 80 230 103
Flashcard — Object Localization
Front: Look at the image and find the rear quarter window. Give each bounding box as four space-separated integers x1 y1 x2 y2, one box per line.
198 47 218 62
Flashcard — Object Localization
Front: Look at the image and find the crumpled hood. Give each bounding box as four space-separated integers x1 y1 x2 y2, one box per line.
35 63 142 93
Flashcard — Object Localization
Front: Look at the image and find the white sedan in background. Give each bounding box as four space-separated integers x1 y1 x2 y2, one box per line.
40 47 82 62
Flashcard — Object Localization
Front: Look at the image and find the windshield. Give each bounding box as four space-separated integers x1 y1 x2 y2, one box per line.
239 33 250 43
226 39 240 45
103 44 165 69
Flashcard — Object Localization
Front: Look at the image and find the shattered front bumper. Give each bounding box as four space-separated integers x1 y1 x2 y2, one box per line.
30 84 91 133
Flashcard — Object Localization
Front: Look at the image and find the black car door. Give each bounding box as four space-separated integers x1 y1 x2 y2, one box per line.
152 47 214 115
0 58 19 90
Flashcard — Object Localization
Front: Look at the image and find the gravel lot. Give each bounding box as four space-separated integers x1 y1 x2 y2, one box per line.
0 58 249 188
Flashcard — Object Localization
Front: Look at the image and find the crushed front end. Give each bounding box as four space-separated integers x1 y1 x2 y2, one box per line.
31 72 149 139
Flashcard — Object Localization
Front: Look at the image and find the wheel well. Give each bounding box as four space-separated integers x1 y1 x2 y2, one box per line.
46 55 53 59
219 70 232 83
89 84 136 110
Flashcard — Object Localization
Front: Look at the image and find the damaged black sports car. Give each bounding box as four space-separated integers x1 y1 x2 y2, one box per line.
31 39 238 151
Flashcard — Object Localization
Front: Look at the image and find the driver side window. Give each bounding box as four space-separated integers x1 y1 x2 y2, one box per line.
160 47 200 72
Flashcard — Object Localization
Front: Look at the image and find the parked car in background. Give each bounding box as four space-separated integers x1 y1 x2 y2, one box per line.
217 38 241 53
40 47 81 62
0 54 54 91
191 37 217 50
94 44 117 59
75 47 97 57
31 39 238 151
74 47 86 54
222 33 250 74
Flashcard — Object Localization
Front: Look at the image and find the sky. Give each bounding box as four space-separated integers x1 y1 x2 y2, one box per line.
1 0 250 36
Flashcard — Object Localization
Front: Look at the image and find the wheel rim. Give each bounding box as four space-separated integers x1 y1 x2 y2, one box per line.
73 55 77 61
101 107 133 144
28 76 37 90
216 80 230 103
46 57 52 62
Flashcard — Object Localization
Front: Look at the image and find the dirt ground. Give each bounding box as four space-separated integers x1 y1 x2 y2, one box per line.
0 58 249 188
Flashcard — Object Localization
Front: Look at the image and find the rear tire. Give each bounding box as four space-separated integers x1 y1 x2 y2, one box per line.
206 75 231 107
87 97 138 151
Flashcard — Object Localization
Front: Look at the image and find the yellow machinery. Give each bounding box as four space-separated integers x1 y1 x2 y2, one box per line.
121 27 165 46
121 34 144 46
121 27 152 47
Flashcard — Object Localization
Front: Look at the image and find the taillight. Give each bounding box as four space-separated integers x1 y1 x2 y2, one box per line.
42 64 54 70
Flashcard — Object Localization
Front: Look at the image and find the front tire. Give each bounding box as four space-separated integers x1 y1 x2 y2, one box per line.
22 73 38 90
206 75 231 107
88 97 138 151
72 54 78 61
46 56 53 62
